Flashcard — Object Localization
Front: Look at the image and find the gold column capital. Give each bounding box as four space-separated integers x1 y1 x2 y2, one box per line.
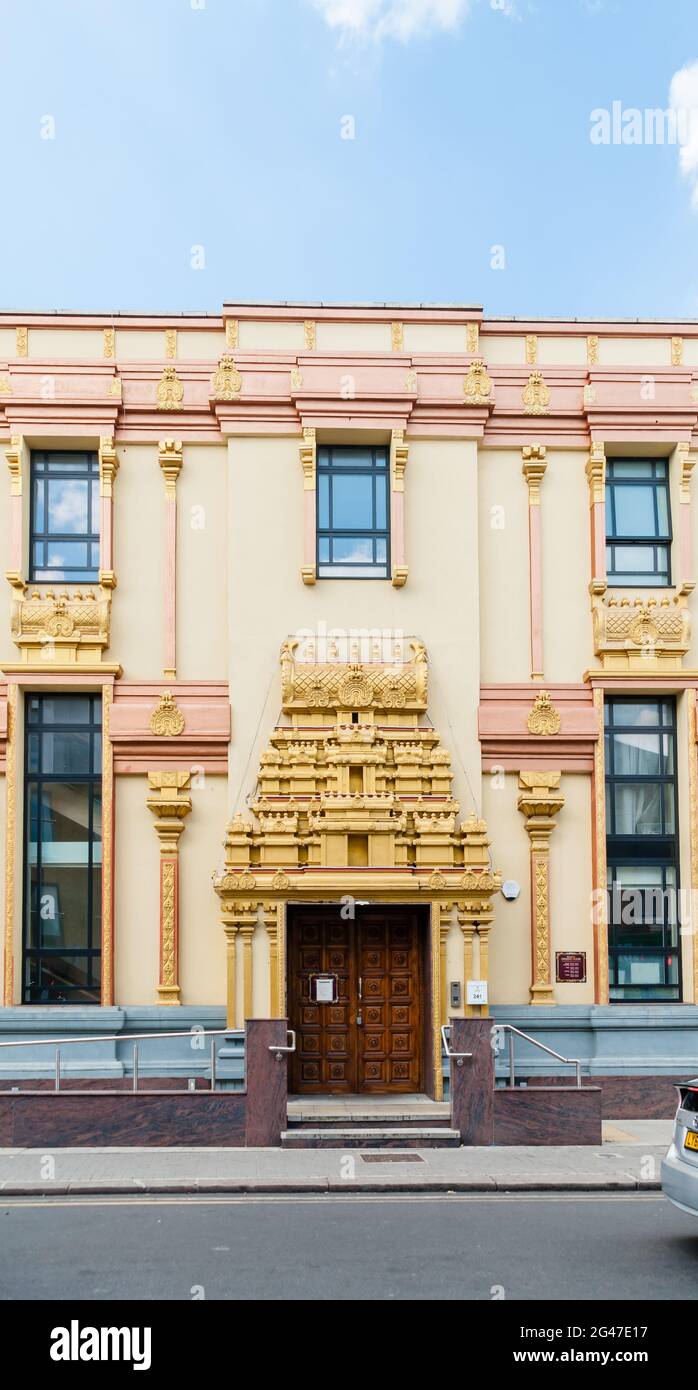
391 428 408 492
678 441 696 501
147 771 192 852
517 770 565 846
6 435 23 495
300 427 316 488
586 441 606 502
99 436 119 497
522 443 547 501
158 439 183 498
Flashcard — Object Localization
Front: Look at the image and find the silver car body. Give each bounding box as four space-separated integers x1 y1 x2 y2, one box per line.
662 1080 698 1215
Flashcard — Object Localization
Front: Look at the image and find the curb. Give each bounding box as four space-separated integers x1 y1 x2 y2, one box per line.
0 1179 663 1197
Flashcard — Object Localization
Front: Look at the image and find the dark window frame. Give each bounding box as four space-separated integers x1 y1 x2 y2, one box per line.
29 449 100 583
316 445 390 579
605 697 681 1002
605 458 672 587
22 694 103 1004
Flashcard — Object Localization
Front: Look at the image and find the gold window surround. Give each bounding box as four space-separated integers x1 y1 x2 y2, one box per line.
213 639 502 1098
300 427 409 587
147 771 192 1004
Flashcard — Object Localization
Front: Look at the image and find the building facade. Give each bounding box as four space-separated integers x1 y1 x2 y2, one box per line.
0 302 697 1096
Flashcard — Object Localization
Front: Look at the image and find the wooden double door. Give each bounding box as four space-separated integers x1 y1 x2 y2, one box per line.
288 907 424 1094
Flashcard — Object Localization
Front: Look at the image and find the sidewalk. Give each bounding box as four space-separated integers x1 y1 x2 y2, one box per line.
0 1121 672 1195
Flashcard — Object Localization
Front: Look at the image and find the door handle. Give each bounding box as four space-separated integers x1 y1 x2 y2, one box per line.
356 976 362 1026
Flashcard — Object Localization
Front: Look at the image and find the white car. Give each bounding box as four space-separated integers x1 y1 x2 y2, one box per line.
662 1081 698 1216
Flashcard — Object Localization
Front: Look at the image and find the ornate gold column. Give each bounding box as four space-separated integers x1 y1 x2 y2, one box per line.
262 901 281 1015
517 771 565 1004
300 427 317 585
146 772 192 1004
522 443 547 680
158 440 183 679
390 428 408 587
98 436 119 591
224 924 239 1030
240 922 255 1022
586 441 606 594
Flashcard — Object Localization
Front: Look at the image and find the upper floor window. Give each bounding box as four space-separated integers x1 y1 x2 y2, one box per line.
30 450 100 582
317 445 390 579
605 458 671 587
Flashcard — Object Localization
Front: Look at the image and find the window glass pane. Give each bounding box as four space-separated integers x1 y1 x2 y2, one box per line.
611 544 655 572
655 487 670 536
33 481 45 531
36 783 90 852
663 783 676 834
662 733 674 774
331 475 374 529
318 538 330 562
39 697 92 725
611 485 656 537
613 782 662 835
332 537 373 563
93 733 102 774
612 731 660 776
26 956 96 1003
27 734 40 774
611 703 661 727
376 538 387 563
608 461 655 478
318 474 330 528
45 541 89 572
90 479 100 526
375 475 387 529
326 448 375 467
41 733 91 776
47 479 89 535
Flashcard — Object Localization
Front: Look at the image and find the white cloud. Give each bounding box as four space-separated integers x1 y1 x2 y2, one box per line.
669 60 698 210
311 0 471 42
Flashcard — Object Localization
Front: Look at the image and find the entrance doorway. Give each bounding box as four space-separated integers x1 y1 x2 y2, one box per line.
287 905 427 1094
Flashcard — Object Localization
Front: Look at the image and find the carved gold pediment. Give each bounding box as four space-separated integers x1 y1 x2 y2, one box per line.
213 640 502 913
592 591 690 671
11 586 111 664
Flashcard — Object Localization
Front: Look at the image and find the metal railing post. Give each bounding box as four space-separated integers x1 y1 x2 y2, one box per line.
508 1030 516 1089
132 1044 139 1093
55 1048 60 1093
210 1038 216 1092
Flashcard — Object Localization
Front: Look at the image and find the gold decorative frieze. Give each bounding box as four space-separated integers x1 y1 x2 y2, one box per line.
517 771 564 1006
466 322 479 354
290 366 303 390
11 586 112 663
156 366 184 411
587 334 599 365
211 354 242 400
391 321 404 352
103 327 115 359
583 383 597 407
99 436 119 496
304 320 316 350
149 690 186 737
108 375 122 398
147 771 192 1006
15 326 27 357
299 427 316 489
525 334 537 365
280 637 427 712
404 369 417 392
522 371 550 415
672 336 684 366
0 375 11 394
391 428 408 491
225 318 239 349
165 328 177 359
527 691 561 736
158 439 183 497
462 359 492 406
5 436 22 496
678 441 696 502
592 591 690 671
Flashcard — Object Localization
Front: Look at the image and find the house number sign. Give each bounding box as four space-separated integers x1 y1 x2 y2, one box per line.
312 975 337 1003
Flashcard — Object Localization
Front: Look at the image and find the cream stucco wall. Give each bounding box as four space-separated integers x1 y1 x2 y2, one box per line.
478 448 530 682
541 450 594 680
111 444 164 679
176 444 228 681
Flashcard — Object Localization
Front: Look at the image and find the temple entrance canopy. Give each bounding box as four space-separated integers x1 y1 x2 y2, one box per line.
213 636 502 1095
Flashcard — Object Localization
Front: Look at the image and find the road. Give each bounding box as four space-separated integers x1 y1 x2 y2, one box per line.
0 1192 696 1301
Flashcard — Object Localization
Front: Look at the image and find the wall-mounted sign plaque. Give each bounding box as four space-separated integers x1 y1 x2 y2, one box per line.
555 952 587 983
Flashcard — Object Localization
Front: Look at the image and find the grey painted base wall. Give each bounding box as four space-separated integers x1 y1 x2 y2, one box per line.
0 1004 697 1084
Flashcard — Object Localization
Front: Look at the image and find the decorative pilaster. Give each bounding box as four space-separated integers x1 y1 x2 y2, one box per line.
591 687 609 1003
2 683 17 1005
240 922 255 1023
158 440 183 678
677 442 696 595
300 427 317 585
146 771 192 1004
586 441 606 593
224 925 239 1029
522 443 547 680
101 684 115 1005
98 437 119 590
262 901 281 1015
517 771 565 1005
5 436 24 591
390 427 408 587
457 908 476 1018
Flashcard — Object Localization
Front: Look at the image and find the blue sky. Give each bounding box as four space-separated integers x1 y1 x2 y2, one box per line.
1 0 697 318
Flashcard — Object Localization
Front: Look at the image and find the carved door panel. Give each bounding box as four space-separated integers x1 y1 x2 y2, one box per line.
357 911 422 1093
288 913 357 1094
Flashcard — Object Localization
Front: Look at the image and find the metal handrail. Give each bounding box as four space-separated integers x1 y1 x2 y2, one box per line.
0 1026 245 1094
493 1023 583 1089
440 1025 472 1069
270 1029 296 1060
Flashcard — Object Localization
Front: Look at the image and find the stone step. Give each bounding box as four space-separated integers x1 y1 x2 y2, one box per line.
286 1113 452 1128
281 1126 461 1149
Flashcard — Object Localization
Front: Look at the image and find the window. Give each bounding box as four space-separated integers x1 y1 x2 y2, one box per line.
605 458 671 586
605 698 680 1001
30 450 100 582
23 695 102 1003
317 446 390 578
